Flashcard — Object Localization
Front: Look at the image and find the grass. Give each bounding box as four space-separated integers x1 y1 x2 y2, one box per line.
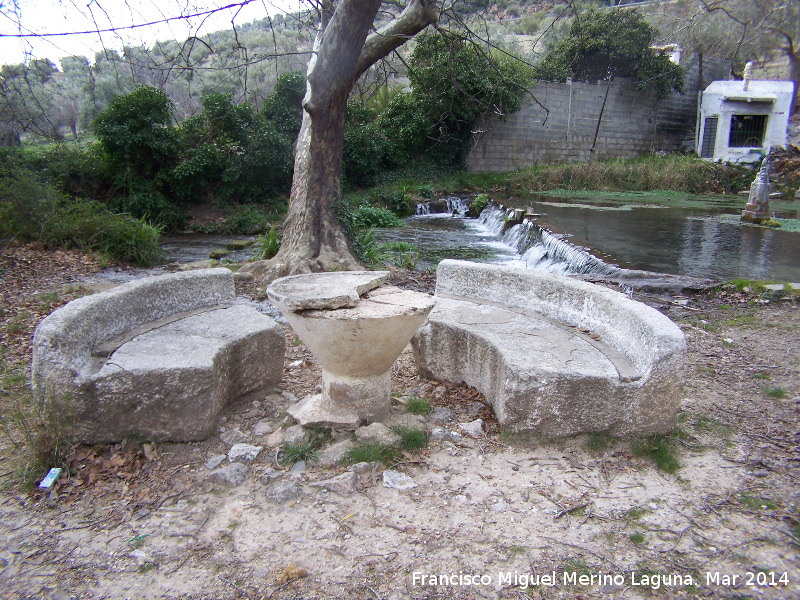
629 532 646 544
765 387 788 399
280 429 330 466
345 443 401 465
405 395 432 415
739 492 778 511
753 372 771 380
392 426 429 451
722 314 760 328
0 356 76 491
631 434 680 473
586 432 614 453
254 226 282 260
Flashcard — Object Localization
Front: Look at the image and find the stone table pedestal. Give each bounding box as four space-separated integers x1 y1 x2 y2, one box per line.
268 271 435 428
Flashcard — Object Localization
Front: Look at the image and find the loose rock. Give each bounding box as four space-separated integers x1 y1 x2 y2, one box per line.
383 470 416 490
283 424 309 445
228 443 262 463
310 472 358 496
265 479 302 504
204 454 227 470
355 423 402 447
252 419 274 436
317 439 355 466
458 419 484 437
348 462 373 475
266 429 285 448
220 428 250 446
208 462 248 487
430 407 456 424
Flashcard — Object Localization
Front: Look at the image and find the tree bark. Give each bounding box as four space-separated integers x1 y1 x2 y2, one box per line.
244 0 438 283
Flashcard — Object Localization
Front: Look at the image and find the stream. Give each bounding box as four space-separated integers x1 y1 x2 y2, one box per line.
87 194 800 285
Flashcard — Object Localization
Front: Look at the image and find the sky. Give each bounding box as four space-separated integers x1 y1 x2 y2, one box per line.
0 0 301 67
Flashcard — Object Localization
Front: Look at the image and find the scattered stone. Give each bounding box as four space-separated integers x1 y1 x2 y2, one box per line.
458 419 484 437
265 479 302 504
490 498 507 512
467 402 485 418
429 427 450 442
310 472 358 496
208 462 248 487
383 470 416 490
226 239 255 250
52 589 71 600
130 549 153 565
258 467 281 486
266 429 285 448
355 422 402 447
204 454 227 470
290 460 306 473
348 461 373 475
137 508 151 518
317 439 355 466
430 407 456 424
765 284 785 292
277 563 308 584
209 248 229 259
232 271 254 283
283 424 309 445
220 428 250 446
252 419 274 436
228 443 262 463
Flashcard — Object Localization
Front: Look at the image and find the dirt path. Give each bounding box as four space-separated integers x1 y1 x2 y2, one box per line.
1 245 798 600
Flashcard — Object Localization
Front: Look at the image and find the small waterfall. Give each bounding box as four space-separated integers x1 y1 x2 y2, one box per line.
477 203 618 276
415 196 469 216
445 196 469 216
415 203 431 216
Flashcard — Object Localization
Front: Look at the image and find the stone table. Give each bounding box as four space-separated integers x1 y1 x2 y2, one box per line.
268 271 435 428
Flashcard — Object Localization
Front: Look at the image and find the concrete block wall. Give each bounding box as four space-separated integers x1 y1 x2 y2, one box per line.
467 54 732 172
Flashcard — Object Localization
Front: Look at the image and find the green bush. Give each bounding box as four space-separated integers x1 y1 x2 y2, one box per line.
470 193 489 216
93 86 177 179
223 205 271 235
261 71 305 139
173 94 293 205
351 204 403 228
343 121 390 188
254 226 282 259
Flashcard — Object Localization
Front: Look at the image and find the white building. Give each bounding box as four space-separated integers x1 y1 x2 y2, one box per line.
696 75 794 164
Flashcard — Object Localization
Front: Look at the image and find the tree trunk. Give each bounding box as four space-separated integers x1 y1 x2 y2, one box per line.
244 0 438 283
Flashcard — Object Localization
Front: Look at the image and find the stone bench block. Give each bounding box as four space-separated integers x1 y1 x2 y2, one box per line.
32 268 284 443
411 260 686 437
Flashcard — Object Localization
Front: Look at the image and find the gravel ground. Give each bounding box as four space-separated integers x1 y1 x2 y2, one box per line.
1 243 798 600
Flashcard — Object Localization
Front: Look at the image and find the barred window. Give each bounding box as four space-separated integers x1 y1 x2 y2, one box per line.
728 114 767 148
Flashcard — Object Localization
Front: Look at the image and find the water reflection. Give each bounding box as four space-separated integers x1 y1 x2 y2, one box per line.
376 198 800 282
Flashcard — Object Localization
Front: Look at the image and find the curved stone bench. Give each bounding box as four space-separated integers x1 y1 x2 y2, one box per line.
32 268 285 444
411 260 686 437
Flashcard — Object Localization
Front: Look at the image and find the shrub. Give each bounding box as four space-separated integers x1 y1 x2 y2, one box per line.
93 86 177 179
346 443 401 465
632 434 680 473
470 193 489 216
405 395 432 415
351 204 403 228
223 205 271 235
392 426 429 451
254 226 282 259
0 170 163 266
343 122 390 188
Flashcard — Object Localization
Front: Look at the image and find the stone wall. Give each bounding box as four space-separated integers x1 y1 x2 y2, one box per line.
467 54 731 172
